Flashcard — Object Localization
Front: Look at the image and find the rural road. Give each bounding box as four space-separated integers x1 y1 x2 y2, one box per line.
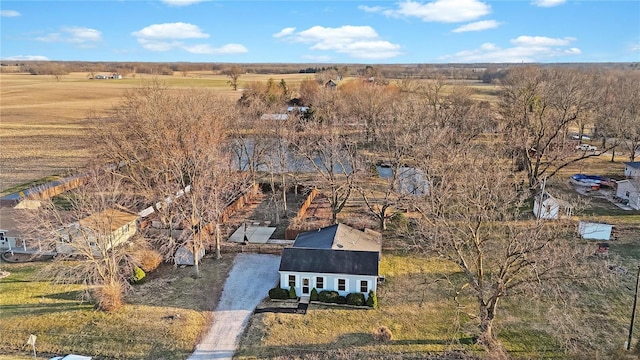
188 253 281 360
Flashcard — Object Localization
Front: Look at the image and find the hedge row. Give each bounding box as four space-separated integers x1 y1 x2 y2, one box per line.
268 287 377 308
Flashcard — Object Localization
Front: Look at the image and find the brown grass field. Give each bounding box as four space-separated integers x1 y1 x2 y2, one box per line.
0 71 316 194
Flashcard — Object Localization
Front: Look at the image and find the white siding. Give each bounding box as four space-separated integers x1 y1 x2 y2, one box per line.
616 181 640 210
279 271 377 297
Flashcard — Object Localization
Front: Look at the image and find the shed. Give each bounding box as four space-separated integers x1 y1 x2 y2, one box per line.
174 245 205 266
624 162 640 178
578 221 613 240
533 192 574 219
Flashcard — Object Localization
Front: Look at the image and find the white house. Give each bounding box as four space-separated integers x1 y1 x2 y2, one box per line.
533 192 574 219
278 224 382 298
624 162 640 178
616 180 640 210
56 209 137 255
578 221 614 240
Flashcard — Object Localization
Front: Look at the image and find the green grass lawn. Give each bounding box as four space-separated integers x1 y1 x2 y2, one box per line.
0 255 235 359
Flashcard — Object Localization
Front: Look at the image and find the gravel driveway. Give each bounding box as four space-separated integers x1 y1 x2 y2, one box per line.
188 253 281 360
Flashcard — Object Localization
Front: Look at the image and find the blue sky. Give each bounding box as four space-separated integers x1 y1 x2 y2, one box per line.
1 0 639 63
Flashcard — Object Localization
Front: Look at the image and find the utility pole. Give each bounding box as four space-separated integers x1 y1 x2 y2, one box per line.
627 266 640 350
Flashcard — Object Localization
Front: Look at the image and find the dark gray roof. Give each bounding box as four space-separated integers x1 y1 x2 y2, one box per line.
279 248 379 276
626 162 640 169
293 224 338 249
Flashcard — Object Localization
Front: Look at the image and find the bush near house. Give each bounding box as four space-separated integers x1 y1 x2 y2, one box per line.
318 290 340 303
288 286 297 299
310 287 319 301
346 292 365 306
337 296 347 304
268 287 289 300
366 290 378 308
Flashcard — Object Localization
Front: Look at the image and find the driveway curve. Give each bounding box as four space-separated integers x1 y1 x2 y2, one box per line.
188 253 281 360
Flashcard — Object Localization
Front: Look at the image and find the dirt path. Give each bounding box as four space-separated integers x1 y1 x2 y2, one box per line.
188 253 281 360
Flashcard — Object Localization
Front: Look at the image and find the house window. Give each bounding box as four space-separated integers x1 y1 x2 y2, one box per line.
338 279 346 291
288 275 296 287
316 276 324 289
626 191 631 197
360 280 368 293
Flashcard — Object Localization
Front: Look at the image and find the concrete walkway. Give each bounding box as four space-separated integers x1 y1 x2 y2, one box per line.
188 253 280 360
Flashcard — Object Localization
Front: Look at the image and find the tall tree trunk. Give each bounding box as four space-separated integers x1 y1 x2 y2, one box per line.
215 223 222 260
478 297 501 352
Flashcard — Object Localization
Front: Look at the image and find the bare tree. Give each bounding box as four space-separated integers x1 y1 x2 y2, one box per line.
224 65 244 91
22 169 139 311
93 80 248 275
499 66 607 192
411 141 598 352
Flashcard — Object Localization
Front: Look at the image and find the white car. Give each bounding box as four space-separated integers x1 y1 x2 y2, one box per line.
575 144 597 151
571 134 592 141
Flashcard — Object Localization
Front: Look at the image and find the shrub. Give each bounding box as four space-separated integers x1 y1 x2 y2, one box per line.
310 288 319 301
268 287 289 300
366 290 378 308
346 292 365 306
318 290 339 303
135 248 162 272
93 282 124 312
337 296 347 304
372 326 393 342
289 286 297 299
131 267 146 284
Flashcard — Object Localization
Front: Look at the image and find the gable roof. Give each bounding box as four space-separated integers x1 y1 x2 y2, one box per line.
293 223 381 252
78 209 138 232
625 162 640 170
279 248 379 276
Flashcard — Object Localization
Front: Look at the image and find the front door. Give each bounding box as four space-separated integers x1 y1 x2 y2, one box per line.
302 277 310 295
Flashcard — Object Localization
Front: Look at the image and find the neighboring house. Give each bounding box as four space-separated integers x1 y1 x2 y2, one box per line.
324 79 337 89
94 74 107 79
624 162 640 178
279 223 382 298
533 192 574 219
56 209 137 255
578 221 613 240
616 179 640 210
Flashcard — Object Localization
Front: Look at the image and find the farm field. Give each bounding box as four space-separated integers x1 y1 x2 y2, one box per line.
0 71 316 193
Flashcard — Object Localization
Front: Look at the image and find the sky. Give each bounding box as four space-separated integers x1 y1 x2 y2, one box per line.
1 0 639 64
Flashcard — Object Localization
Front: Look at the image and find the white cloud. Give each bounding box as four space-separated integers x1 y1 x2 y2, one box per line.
276 25 402 59
532 0 566 8
630 42 640 52
511 35 574 46
132 22 246 55
440 35 580 62
1 10 21 17
452 20 499 32
273 27 296 38
381 0 491 23
183 43 248 55
132 22 209 40
36 27 102 45
161 0 206 6
1 55 49 61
